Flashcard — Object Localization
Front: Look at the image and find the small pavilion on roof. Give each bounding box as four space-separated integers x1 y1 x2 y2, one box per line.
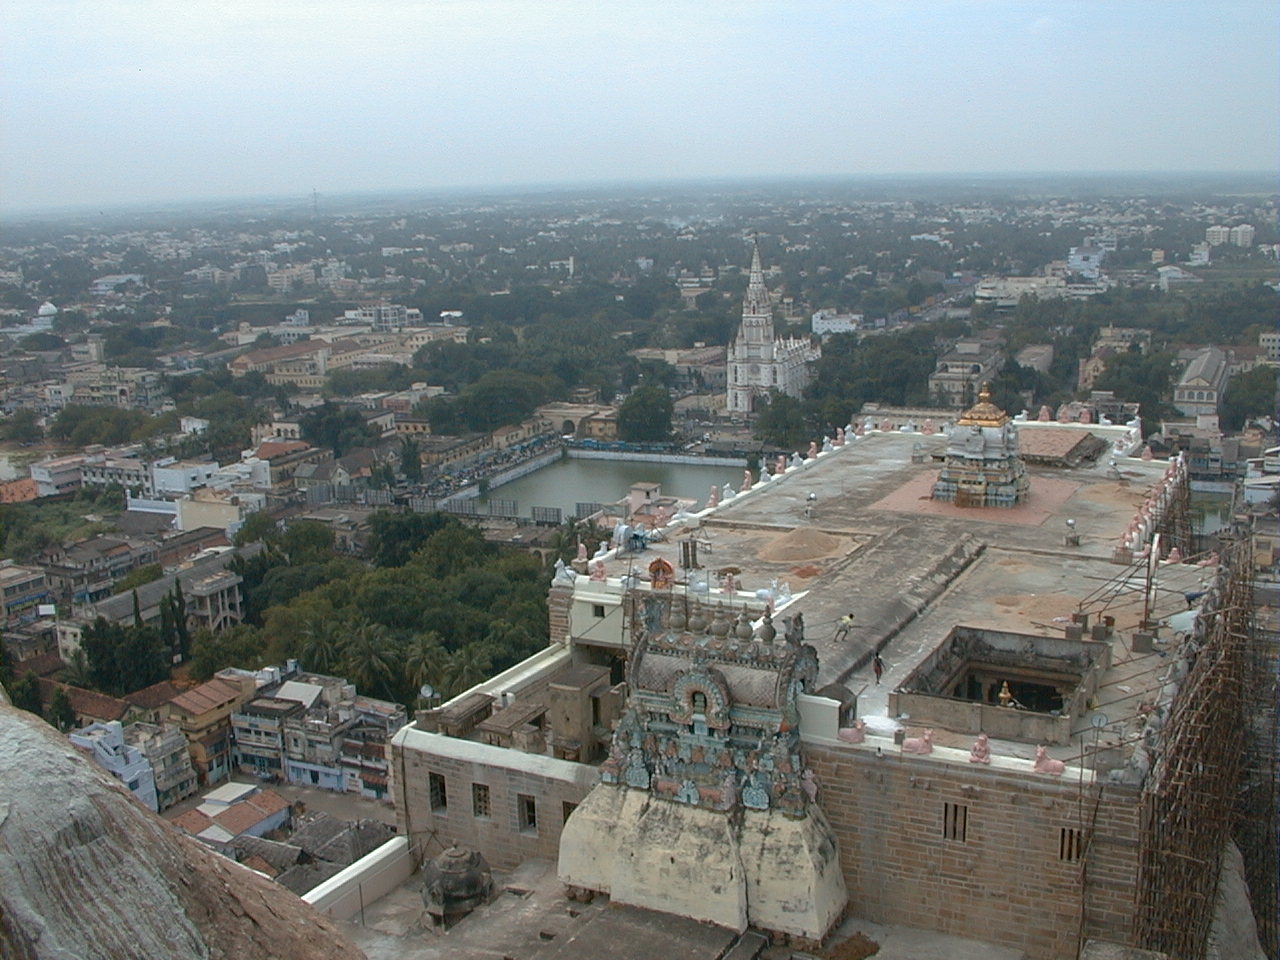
932 384 1030 508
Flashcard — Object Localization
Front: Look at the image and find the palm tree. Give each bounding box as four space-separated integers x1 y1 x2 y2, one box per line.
442 645 492 699
299 617 345 675
340 621 399 701
404 631 447 697
61 648 94 689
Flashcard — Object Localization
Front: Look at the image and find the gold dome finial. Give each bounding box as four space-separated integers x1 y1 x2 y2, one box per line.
957 382 1010 428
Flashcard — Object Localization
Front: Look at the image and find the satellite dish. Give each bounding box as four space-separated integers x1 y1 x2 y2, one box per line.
419 684 436 700
1090 713 1109 729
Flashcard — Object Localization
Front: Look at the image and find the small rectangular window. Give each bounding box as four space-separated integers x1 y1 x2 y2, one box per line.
592 604 606 618
518 793 538 833
1059 827 1085 862
429 772 447 812
942 802 967 842
472 783 490 818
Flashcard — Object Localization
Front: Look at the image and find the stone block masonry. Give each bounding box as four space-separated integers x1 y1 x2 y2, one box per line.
391 726 596 871
805 740 1140 960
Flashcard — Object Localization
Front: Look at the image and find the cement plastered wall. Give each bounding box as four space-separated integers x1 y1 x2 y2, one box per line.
806 741 1141 960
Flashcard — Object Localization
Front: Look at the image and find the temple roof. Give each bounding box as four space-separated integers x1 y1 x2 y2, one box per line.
956 383 1011 428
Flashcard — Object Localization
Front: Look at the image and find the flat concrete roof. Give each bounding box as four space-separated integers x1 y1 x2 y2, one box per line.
584 429 1212 763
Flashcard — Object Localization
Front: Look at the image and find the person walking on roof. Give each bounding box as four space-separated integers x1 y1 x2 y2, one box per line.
833 612 855 642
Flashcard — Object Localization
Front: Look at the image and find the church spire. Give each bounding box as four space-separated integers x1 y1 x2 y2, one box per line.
742 239 771 320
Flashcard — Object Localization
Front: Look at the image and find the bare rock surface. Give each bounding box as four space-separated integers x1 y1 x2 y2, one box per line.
0 701 365 960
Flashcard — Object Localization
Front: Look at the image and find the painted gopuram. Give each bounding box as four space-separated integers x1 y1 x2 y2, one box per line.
931 383 1030 507
557 595 846 940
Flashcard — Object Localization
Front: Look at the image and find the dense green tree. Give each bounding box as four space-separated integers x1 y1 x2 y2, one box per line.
754 393 809 449
1093 348 1178 433
340 621 399 702
1221 365 1278 431
399 436 423 483
8 673 42 716
617 386 674 442
367 510 456 568
188 625 268 681
0 408 42 444
233 510 278 546
49 686 76 731
300 401 379 456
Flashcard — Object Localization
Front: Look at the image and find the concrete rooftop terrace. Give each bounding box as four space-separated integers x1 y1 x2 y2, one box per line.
602 428 1212 765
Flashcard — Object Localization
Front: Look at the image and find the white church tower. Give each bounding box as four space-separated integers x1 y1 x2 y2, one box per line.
726 241 820 415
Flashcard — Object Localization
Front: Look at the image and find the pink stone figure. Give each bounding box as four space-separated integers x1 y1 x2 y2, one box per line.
854 422 865 437
969 733 991 764
1166 547 1183 563
835 427 846 446
1141 446 1154 461
881 420 892 433
1033 746 1066 776
923 418 935 434
837 720 866 744
1199 551 1219 567
1079 408 1093 424
807 441 818 460
902 729 934 755
576 540 588 562
1056 404 1071 423
589 559 607 581
742 469 753 492
707 485 720 509
721 572 738 596
1038 405 1053 422
776 455 788 474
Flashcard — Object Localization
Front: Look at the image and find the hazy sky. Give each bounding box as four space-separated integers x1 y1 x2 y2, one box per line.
2 1 1277 212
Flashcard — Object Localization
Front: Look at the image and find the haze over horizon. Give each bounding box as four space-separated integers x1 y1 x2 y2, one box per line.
2 1 1277 215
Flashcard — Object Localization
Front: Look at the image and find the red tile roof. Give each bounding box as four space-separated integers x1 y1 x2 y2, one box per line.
213 790 290 836
171 809 214 836
125 680 183 711
36 679 130 722
169 678 244 717
15 651 64 678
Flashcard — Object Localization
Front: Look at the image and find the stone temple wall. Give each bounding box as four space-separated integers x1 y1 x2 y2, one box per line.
805 741 1141 960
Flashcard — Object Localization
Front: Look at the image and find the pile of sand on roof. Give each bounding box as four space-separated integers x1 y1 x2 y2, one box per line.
758 527 851 563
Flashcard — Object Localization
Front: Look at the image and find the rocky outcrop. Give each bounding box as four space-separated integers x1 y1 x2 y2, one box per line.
0 700 365 960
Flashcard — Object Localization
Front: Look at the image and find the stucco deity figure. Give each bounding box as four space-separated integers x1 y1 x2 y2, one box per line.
576 540 588 562
1037 405 1053 422
835 427 846 446
707 485 720 509
801 768 819 802
589 559 607 581
553 558 576 585
720 572 738 596
776 454 788 474
822 437 834 453
807 441 818 460
968 733 991 764
854 421 865 437
923 418 935 434
742 469 753 492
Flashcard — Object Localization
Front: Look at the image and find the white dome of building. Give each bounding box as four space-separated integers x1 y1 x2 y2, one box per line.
37 301 57 317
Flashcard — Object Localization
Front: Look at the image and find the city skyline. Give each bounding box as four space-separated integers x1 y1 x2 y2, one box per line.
2 1 1278 214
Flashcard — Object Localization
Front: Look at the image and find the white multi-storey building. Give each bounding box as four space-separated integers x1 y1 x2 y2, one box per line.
1229 224 1255 247
726 244 819 415
1205 225 1231 247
